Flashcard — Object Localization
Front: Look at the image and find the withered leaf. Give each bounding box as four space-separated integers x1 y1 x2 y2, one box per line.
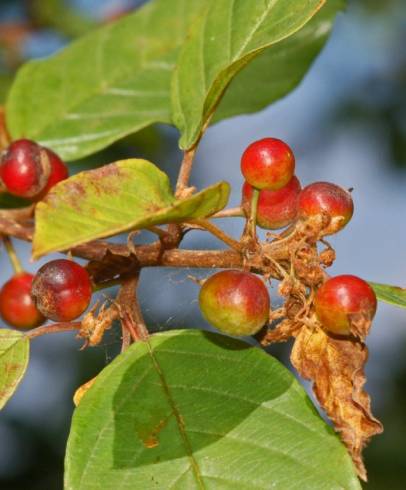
259 319 302 346
291 325 383 481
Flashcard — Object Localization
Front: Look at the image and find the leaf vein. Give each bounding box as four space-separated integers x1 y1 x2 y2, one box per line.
231 0 277 61
147 340 206 490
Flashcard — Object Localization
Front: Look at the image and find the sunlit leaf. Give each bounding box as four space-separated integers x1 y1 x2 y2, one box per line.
214 0 344 122
33 159 229 258
65 329 360 489
7 0 342 159
172 0 330 149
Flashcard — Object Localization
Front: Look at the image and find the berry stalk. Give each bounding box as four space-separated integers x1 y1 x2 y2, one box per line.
247 187 260 241
187 218 242 252
3 235 23 274
25 322 82 339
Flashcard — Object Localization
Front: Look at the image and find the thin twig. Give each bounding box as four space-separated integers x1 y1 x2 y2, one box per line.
0 216 290 278
121 324 131 353
25 322 81 339
211 207 244 219
186 218 242 252
0 217 33 240
117 273 149 342
0 205 35 221
147 225 170 239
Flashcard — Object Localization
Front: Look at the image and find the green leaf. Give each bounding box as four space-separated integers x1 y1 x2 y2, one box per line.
370 282 406 308
6 0 204 161
0 329 29 410
7 0 342 159
213 0 344 122
33 159 230 258
172 0 331 149
65 330 360 489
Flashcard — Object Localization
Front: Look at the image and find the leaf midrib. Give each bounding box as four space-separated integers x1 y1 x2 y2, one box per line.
230 0 278 61
146 339 206 490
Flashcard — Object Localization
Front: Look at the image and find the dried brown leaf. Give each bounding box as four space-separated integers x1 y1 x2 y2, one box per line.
348 310 374 342
259 319 302 346
78 304 119 347
291 325 383 481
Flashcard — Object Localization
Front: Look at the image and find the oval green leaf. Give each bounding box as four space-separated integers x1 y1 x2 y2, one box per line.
213 0 344 123
0 329 29 410
65 329 360 489
6 0 204 161
33 159 230 259
370 282 406 308
172 0 330 149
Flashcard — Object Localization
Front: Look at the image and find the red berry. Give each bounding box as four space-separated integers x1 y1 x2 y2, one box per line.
33 148 68 201
31 259 92 322
0 272 44 329
242 176 301 229
298 182 354 235
199 270 270 336
0 139 49 198
314 275 377 336
241 138 295 190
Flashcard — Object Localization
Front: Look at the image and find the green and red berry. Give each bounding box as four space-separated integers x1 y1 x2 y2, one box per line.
298 181 354 235
0 139 49 198
199 270 270 336
241 137 295 190
314 275 377 336
31 259 92 322
0 139 68 200
242 176 301 229
0 272 45 329
34 148 69 200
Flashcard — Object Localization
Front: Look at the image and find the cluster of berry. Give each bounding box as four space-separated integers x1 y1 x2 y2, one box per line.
199 138 377 338
0 259 93 329
0 140 92 329
0 137 377 344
